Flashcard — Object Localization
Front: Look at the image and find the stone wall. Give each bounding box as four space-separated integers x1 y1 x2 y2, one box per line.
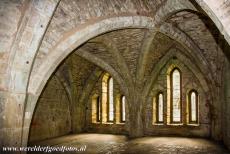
84 46 211 137
0 0 59 147
145 55 210 137
223 59 230 149
85 74 128 135
28 75 71 143
66 53 100 133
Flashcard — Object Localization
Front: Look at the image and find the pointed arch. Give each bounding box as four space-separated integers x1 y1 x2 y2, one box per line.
108 77 114 122
156 92 164 123
121 95 126 123
143 48 211 100
188 90 199 124
170 68 182 123
89 37 134 90
159 22 215 88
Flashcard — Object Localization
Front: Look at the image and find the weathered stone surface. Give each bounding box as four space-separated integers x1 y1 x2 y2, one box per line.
0 0 230 151
29 75 71 142
29 134 230 154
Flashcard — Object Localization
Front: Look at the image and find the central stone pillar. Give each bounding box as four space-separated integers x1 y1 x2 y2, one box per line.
127 91 144 138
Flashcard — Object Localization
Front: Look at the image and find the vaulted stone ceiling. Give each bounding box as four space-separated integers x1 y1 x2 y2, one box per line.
167 11 226 84
30 0 229 101
33 0 166 71
81 29 146 78
68 12 226 91
31 5 229 143
32 1 227 85
32 0 194 74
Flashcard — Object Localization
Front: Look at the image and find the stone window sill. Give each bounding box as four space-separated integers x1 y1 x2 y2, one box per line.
153 123 164 126
167 123 183 126
116 122 125 125
187 123 199 126
92 122 101 124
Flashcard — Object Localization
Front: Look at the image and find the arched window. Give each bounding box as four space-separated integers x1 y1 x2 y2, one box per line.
96 96 101 122
121 96 126 122
171 68 182 123
156 93 164 123
108 77 114 122
189 90 198 124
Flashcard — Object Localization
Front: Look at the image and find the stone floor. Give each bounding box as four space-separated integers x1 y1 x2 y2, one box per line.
29 133 230 154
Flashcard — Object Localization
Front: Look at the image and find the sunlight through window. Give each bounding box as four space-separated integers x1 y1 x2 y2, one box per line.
171 69 181 123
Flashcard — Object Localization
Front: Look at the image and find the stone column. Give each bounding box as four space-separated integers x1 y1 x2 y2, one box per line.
127 90 144 138
0 0 59 148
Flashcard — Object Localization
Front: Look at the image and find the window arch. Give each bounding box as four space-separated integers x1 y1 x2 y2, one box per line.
188 90 198 124
108 77 114 122
156 92 164 123
121 95 126 122
170 68 182 123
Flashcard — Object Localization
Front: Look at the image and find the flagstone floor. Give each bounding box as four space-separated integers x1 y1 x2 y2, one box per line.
29 133 230 154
